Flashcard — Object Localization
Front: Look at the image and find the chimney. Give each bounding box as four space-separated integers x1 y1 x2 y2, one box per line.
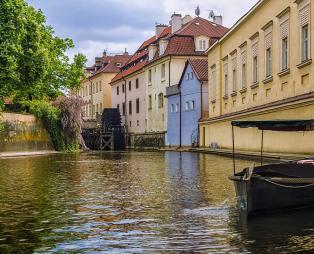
103 50 107 57
182 15 192 25
171 13 182 33
155 24 168 38
213 15 223 25
124 48 129 55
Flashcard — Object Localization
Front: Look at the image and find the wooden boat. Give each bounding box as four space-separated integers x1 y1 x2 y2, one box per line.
229 120 314 217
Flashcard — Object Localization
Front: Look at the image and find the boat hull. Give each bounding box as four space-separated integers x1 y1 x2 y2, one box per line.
231 176 314 217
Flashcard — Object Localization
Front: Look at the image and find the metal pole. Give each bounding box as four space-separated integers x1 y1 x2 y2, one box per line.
232 125 236 175
261 130 264 166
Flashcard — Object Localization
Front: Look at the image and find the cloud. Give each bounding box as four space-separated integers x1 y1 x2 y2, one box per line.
26 0 257 65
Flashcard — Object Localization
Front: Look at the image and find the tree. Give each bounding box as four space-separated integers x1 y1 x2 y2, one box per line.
0 0 87 105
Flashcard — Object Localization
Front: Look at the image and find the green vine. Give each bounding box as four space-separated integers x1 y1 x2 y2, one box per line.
22 100 79 152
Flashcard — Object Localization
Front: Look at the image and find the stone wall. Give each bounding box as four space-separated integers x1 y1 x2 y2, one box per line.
0 113 53 152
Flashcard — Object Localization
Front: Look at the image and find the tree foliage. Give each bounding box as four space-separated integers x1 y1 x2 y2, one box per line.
0 0 87 105
24 96 88 151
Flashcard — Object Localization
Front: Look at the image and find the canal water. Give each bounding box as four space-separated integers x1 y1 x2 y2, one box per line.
1 151 314 253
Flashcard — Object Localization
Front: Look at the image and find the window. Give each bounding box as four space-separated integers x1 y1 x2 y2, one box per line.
89 84 92 95
199 39 206 50
264 28 272 78
161 64 166 79
241 63 247 88
148 69 152 83
99 81 102 91
136 78 139 89
122 84 125 93
117 86 119 95
211 67 216 100
159 43 165 56
116 63 121 67
137 120 139 126
148 95 152 109
240 47 247 89
299 2 310 62
266 48 272 78
175 103 179 112
122 102 126 116
190 101 195 111
191 72 194 80
223 61 228 96
252 41 258 84
185 101 189 111
171 104 174 113
117 104 120 110
100 103 102 112
232 69 237 92
158 93 164 108
129 101 132 115
136 98 140 114
282 37 288 70
187 73 190 80
92 83 95 94
253 56 258 83
96 82 99 93
129 121 132 127
231 54 237 92
129 81 132 91
302 24 309 61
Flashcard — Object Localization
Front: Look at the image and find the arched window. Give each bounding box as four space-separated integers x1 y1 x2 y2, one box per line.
158 93 164 108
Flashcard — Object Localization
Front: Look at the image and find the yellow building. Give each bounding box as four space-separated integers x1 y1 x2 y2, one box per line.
200 0 314 154
78 52 130 120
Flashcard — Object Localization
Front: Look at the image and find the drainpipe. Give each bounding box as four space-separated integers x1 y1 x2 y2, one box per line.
168 56 172 87
179 89 182 148
198 81 204 147
123 77 127 133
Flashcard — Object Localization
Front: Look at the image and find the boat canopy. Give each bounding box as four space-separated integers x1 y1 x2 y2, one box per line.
231 120 314 131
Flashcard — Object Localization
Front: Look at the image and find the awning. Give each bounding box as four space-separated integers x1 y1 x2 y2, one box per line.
231 120 314 131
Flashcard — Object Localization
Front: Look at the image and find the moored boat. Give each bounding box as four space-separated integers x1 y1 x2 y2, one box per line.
229 120 314 217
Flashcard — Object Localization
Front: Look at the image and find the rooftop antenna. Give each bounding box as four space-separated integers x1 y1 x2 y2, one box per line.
195 6 200 17
208 9 215 21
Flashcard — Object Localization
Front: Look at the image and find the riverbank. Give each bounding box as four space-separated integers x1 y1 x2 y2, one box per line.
0 151 59 158
160 147 308 162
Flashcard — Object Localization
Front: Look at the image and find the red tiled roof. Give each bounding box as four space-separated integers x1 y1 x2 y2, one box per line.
188 59 208 81
138 26 171 51
164 36 198 55
175 17 228 38
111 59 147 84
125 49 148 65
92 55 130 76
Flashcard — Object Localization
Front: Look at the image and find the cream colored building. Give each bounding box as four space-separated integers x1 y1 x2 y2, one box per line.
145 14 228 133
78 53 130 120
200 0 314 154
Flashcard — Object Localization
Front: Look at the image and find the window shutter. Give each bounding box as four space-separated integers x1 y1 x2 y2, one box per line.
300 5 310 26
280 20 289 39
252 42 258 57
232 56 237 70
223 62 228 75
241 50 247 64
265 32 272 49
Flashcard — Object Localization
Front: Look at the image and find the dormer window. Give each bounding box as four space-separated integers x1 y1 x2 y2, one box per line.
200 40 206 50
116 63 121 67
159 44 165 56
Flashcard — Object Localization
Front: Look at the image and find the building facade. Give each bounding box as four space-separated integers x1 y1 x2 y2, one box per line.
110 26 171 134
200 0 314 154
166 59 208 147
145 15 228 135
78 53 130 120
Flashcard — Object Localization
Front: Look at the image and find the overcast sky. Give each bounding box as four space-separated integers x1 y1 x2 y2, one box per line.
26 0 257 66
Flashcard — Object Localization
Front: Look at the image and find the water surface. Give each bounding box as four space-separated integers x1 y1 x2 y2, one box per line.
0 151 314 253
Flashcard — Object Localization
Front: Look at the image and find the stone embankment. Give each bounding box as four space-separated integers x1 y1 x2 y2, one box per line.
0 112 55 157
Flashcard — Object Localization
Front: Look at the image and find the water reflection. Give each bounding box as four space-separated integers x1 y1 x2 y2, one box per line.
0 151 313 253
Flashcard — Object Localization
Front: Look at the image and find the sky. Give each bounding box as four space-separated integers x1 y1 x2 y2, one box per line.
26 0 257 66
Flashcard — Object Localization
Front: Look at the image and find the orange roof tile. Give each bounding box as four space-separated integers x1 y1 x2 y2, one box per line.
188 59 208 81
111 59 147 84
